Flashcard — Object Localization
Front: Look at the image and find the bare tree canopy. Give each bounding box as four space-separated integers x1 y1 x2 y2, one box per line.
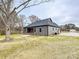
0 0 51 40
0 0 52 15
29 15 40 23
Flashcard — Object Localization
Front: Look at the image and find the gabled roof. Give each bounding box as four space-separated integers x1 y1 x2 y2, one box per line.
26 18 59 28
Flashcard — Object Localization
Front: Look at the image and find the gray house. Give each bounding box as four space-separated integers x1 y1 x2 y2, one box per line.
24 18 60 36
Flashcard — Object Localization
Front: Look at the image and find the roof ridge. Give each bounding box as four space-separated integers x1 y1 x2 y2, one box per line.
26 18 59 27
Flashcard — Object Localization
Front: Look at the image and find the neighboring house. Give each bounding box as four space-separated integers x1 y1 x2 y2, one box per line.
70 29 76 32
24 18 60 36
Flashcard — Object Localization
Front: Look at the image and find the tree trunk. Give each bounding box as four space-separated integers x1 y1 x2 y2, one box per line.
21 26 23 34
5 25 11 41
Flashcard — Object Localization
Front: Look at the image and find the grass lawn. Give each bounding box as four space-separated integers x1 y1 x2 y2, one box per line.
0 35 79 59
0 35 5 39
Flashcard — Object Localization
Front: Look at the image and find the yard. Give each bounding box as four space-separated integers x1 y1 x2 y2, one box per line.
0 34 79 59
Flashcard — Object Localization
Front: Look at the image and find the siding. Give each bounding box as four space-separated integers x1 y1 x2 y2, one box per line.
25 26 60 36
34 26 48 36
48 26 60 35
48 26 55 35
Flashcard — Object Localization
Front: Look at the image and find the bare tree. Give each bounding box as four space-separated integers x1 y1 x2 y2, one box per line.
29 15 40 23
0 0 51 41
18 15 26 34
0 17 5 35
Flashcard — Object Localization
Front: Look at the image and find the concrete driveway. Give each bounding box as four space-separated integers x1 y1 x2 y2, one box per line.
60 32 79 37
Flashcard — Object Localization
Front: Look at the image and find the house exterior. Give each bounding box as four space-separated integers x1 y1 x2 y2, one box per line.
24 18 60 36
70 29 76 32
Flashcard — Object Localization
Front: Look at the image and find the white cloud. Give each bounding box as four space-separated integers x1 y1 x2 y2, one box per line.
20 0 79 27
46 0 79 26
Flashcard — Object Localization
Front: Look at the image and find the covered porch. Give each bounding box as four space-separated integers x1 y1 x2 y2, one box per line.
26 27 36 35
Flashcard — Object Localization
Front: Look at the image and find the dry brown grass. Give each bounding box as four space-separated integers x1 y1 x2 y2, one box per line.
0 35 79 59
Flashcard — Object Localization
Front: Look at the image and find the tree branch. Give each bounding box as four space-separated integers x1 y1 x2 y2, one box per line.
10 0 31 16
26 0 50 8
9 0 51 20
0 7 7 16
16 0 50 15
0 15 7 26
16 2 30 15
16 0 31 9
1 0 7 12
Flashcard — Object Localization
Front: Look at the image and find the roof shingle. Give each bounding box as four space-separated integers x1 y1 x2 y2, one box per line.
26 18 59 28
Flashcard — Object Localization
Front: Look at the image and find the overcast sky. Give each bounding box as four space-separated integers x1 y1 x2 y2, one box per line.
17 0 79 27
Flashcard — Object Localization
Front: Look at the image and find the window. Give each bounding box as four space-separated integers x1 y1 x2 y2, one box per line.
39 28 42 32
52 28 54 30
